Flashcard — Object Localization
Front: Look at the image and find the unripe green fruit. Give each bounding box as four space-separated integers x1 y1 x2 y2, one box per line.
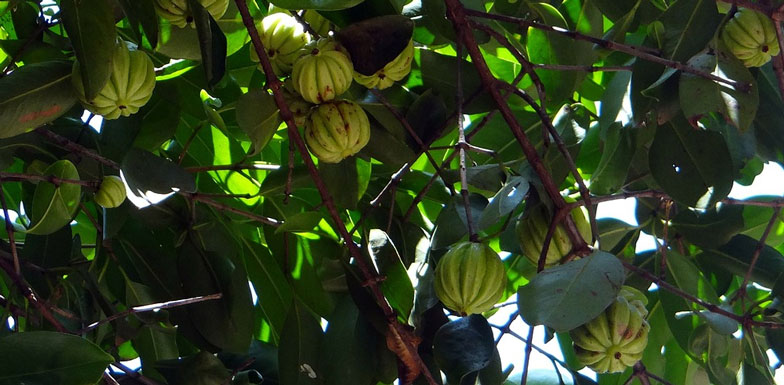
722 8 780 67
303 10 331 37
94 175 127 208
291 38 354 104
153 0 229 28
515 204 591 268
72 43 156 120
354 39 414 90
570 286 650 373
304 100 370 163
433 242 507 316
250 13 311 76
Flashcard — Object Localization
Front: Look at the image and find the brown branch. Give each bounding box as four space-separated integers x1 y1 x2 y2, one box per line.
0 256 67 332
184 163 280 172
35 129 120 170
533 64 632 72
0 172 97 188
465 10 751 92
80 293 222 333
734 208 780 305
0 21 53 77
771 19 784 99
0 181 20 274
186 193 282 226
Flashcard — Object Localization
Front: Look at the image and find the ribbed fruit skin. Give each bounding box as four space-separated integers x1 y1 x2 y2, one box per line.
153 0 229 28
433 242 507 316
303 10 331 37
291 38 354 104
94 175 127 208
72 43 156 120
304 100 369 163
722 8 780 67
570 286 650 374
354 39 414 90
250 13 311 76
515 204 591 268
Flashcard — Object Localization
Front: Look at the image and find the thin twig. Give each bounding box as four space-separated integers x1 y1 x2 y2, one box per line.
185 163 280 172
455 41 478 241
0 172 97 188
734 209 780 305
0 181 20 274
520 326 536 385
186 193 282 226
35 129 120 169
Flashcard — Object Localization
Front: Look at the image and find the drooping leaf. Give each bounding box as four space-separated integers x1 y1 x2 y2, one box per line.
122 148 197 195
367 229 414 322
60 0 116 100
590 123 636 195
433 315 496 385
190 0 227 88
236 88 281 154
27 159 81 235
278 300 324 385
517 250 625 331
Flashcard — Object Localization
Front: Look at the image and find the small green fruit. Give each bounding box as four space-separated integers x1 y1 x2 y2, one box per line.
304 100 369 163
153 0 229 28
570 286 649 374
291 38 354 104
515 204 591 268
95 176 127 208
72 42 156 120
354 39 414 89
433 242 507 316
722 8 780 67
250 13 311 76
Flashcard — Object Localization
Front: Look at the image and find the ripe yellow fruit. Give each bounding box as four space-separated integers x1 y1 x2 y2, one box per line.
722 8 780 67
433 242 507 316
249 13 311 76
291 38 354 104
94 176 127 208
304 100 369 163
153 0 229 28
354 39 414 89
72 43 156 120
515 204 591 268
570 287 649 373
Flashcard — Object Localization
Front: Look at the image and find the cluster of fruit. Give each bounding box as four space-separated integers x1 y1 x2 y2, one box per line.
250 9 414 163
433 205 649 374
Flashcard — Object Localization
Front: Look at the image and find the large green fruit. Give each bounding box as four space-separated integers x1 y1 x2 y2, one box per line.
304 100 369 163
722 8 780 67
515 204 591 268
570 286 649 373
72 43 156 120
250 13 311 76
354 39 414 90
153 0 229 28
291 38 354 104
94 175 127 209
433 242 507 316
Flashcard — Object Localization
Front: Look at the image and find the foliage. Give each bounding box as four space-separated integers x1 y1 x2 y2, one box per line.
1 0 784 384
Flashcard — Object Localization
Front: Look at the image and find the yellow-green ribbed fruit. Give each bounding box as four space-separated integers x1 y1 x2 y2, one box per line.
250 13 311 76
153 0 229 28
291 38 353 104
94 176 127 208
304 100 369 163
72 43 156 120
354 39 414 89
722 8 780 67
515 204 591 268
570 286 650 374
303 10 331 37
433 242 507 316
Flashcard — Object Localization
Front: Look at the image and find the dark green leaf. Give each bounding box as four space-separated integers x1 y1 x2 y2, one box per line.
190 0 227 88
269 0 364 11
658 0 721 62
117 0 159 49
236 89 281 154
319 296 377 385
276 212 323 234
122 148 197 195
434 315 496 385
336 15 413 75
590 123 636 195
27 159 81 235
279 300 324 385
367 229 414 322
697 235 784 291
60 0 116 99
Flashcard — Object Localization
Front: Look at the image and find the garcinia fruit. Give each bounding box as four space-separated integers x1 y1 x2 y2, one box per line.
722 8 780 67
354 39 414 90
433 242 507 316
302 10 331 37
282 80 313 127
153 0 229 28
72 42 156 120
304 100 369 163
250 13 311 76
94 175 127 208
291 38 354 104
570 286 650 373
515 203 591 268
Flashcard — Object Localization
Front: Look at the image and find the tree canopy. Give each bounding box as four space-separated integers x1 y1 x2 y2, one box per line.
1 0 784 384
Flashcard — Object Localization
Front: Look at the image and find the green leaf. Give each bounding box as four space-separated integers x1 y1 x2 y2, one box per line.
658 0 721 62
696 235 784 291
367 229 414 322
335 15 413 75
278 300 324 385
319 159 360 210
276 212 324 234
27 159 81 235
242 240 293 340
671 205 744 249
420 49 492 114
434 315 496 385
236 89 281 154
60 0 116 100
517 250 625 332
0 331 113 385
648 120 733 208
679 51 758 132
270 0 364 10
477 175 529 230
590 123 636 195
0 61 76 139
189 0 227 88
319 296 377 385
122 148 197 195
117 0 159 49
